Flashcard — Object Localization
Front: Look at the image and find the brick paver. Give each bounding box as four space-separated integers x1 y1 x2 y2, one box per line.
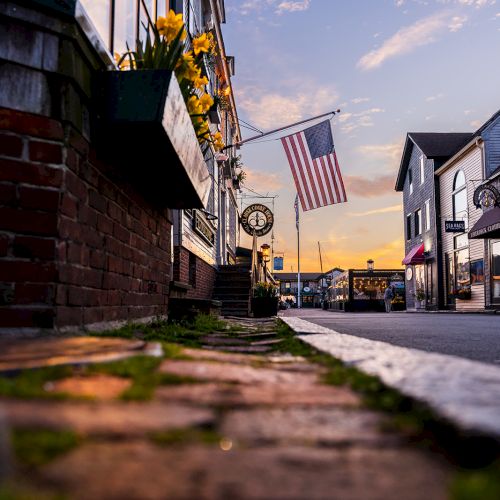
0 317 453 499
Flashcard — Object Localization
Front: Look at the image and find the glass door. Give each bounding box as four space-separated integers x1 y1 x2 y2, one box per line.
491 240 500 304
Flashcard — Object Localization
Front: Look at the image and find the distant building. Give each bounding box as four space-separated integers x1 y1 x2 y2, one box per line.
274 268 342 308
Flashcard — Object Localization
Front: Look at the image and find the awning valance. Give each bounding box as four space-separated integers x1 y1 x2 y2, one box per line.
469 207 500 239
402 243 424 265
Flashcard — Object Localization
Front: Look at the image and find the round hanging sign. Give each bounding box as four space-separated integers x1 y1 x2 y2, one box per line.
241 203 274 237
405 267 413 281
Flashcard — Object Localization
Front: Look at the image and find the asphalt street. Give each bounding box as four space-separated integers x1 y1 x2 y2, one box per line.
285 310 500 365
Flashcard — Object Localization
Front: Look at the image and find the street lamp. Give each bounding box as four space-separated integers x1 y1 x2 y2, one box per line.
261 243 270 282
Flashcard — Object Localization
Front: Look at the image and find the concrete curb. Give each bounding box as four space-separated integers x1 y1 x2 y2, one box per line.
281 316 500 439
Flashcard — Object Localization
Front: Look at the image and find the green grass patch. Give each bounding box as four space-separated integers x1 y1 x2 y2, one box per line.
451 462 500 500
150 427 222 447
87 355 199 401
11 429 81 467
0 365 74 400
91 314 239 348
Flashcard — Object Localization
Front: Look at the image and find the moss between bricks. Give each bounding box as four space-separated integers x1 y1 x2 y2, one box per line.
11 429 81 468
0 344 199 402
150 427 222 447
274 319 500 499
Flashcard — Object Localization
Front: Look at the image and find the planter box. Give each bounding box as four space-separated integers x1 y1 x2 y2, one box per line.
31 0 77 17
251 297 278 318
97 69 210 209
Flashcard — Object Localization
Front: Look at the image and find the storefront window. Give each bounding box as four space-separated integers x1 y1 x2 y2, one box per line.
491 241 500 303
455 248 470 289
415 265 424 291
353 278 387 300
470 260 484 285
452 170 468 229
446 253 454 298
114 0 138 55
80 0 111 48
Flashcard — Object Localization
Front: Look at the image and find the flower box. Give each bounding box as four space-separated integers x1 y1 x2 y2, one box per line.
97 69 210 209
251 297 279 318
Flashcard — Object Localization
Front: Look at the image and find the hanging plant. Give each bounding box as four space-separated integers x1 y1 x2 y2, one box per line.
114 9 224 148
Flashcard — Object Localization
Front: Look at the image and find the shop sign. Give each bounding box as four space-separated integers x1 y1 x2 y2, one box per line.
241 203 274 237
445 221 466 232
274 256 283 270
303 286 311 292
473 184 500 209
193 211 215 245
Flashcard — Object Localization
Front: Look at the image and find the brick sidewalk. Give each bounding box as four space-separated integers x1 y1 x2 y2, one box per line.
0 318 452 499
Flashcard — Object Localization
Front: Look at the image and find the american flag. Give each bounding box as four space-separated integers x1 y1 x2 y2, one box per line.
281 120 347 212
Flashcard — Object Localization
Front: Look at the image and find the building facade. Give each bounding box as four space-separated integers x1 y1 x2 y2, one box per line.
170 0 242 306
0 0 239 333
396 133 471 310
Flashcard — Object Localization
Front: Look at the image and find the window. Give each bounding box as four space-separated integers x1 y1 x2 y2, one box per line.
406 214 412 240
470 260 484 285
491 241 500 304
409 168 413 195
415 209 422 236
425 199 431 231
420 155 425 185
452 170 468 230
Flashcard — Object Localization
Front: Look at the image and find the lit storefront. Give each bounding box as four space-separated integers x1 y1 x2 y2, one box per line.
469 185 500 309
328 264 405 312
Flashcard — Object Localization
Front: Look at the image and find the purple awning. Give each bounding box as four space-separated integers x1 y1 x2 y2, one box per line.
469 207 500 239
402 243 424 265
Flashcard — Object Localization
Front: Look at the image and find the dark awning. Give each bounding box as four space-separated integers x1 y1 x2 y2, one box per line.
469 207 500 239
402 243 424 265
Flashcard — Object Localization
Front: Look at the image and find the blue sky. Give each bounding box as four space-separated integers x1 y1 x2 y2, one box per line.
222 0 500 272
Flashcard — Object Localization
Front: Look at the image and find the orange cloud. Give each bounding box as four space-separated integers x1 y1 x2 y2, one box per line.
344 174 396 197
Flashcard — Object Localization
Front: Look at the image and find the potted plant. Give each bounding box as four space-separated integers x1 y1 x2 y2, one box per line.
98 10 224 208
390 295 405 311
232 169 246 190
454 287 472 300
413 288 426 309
251 282 279 318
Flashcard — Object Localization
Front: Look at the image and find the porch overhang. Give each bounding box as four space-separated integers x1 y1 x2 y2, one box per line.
402 243 424 265
468 207 500 239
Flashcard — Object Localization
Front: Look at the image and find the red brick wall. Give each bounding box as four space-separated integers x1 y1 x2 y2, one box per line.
0 108 172 331
173 246 216 300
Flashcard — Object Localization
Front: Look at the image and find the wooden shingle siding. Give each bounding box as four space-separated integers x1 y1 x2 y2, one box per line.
483 119 500 177
402 144 438 308
439 146 484 310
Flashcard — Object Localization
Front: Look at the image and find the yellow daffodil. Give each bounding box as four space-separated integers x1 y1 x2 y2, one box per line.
212 131 225 151
199 93 214 113
187 95 203 115
156 10 186 43
114 52 131 70
176 52 201 82
207 32 217 54
193 33 211 55
193 75 209 90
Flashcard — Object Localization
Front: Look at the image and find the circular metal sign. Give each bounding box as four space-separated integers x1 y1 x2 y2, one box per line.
405 267 413 281
241 203 274 237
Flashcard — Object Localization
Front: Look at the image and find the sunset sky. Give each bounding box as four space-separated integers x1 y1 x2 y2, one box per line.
222 0 500 272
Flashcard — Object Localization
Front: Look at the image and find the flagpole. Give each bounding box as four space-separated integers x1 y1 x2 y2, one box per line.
231 110 341 148
297 196 301 309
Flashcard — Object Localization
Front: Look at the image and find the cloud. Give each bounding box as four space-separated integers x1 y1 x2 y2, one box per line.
244 168 284 192
339 108 385 134
449 14 468 30
357 11 464 71
348 204 403 217
351 97 370 104
358 141 404 169
344 174 397 197
276 0 311 13
237 85 340 129
425 93 445 102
